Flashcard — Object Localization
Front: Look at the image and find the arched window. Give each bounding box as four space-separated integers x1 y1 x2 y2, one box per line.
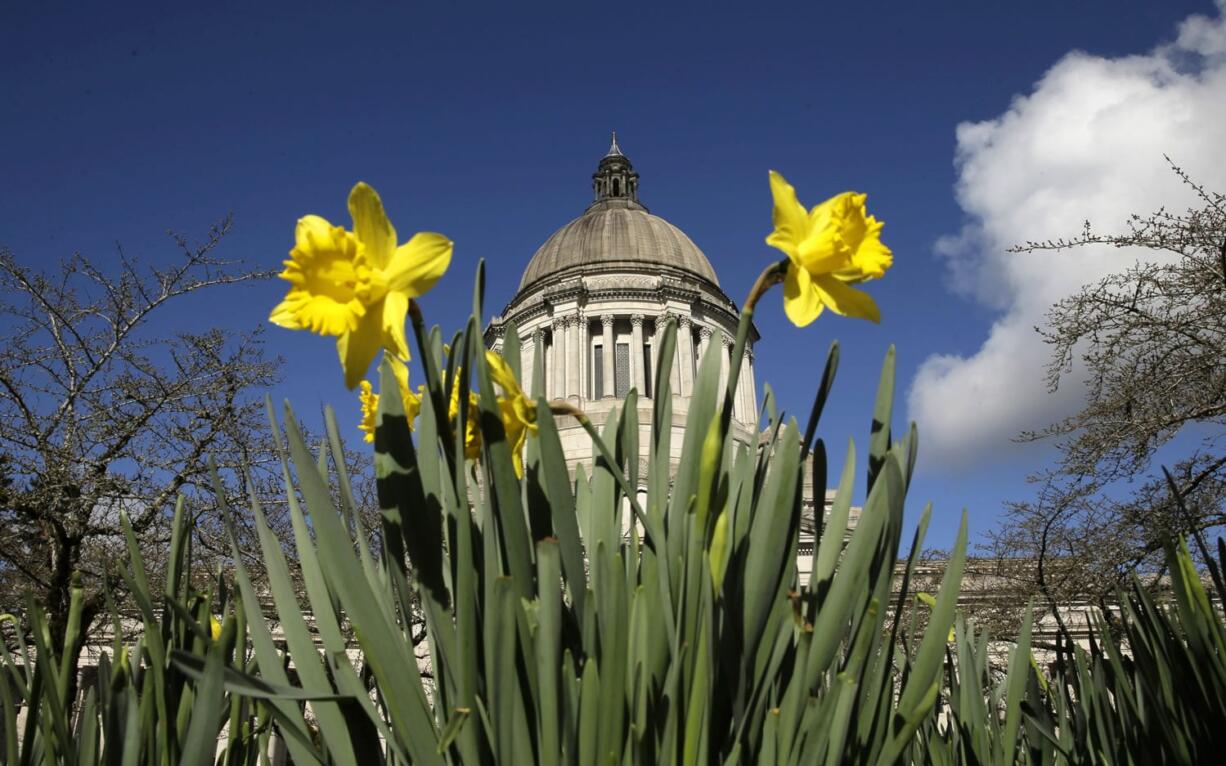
612 178 620 196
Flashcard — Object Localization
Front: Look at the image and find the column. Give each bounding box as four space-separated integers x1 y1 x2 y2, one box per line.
601 314 615 397
544 334 553 399
630 314 646 395
736 346 753 421
745 348 758 421
658 311 680 396
565 316 580 400
649 316 663 398
522 330 535 398
676 315 694 396
698 325 712 366
533 329 546 397
718 333 732 403
576 314 588 404
551 318 565 399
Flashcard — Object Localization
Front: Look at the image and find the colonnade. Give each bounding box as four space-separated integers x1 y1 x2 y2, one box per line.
515 310 758 424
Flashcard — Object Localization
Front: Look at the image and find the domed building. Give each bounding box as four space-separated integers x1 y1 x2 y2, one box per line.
485 135 761 479
483 142 1085 666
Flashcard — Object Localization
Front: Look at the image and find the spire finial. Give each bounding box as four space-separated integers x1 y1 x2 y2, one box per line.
606 130 623 157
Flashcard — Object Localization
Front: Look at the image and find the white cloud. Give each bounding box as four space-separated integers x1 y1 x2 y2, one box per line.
908 2 1226 472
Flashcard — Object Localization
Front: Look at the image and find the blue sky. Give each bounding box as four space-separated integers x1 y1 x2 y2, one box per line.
3 1 1224 549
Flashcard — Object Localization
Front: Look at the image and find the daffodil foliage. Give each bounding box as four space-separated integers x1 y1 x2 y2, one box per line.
15 177 1224 765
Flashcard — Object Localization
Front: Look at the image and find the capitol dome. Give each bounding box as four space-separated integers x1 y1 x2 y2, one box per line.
519 200 720 291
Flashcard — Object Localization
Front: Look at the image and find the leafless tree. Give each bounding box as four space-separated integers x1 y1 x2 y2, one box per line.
0 219 284 676
986 160 1226 615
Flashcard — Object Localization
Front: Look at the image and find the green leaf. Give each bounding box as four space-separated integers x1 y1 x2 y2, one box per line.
170 652 352 702
810 438 856 597
437 707 472 754
741 419 800 657
535 539 563 766
898 512 967 716
578 659 601 766
180 639 226 766
866 345 895 492
801 340 840 459
212 453 364 766
1001 603 1034 766
282 404 443 765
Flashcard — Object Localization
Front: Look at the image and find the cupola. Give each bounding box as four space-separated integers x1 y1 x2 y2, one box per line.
591 131 641 205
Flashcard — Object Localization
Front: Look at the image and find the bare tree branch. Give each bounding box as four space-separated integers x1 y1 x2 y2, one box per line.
992 160 1226 608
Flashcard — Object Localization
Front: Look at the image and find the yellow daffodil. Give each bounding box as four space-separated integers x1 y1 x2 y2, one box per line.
209 615 222 641
442 353 536 474
358 355 422 442
766 171 892 327
359 382 379 442
270 182 453 389
448 371 483 460
486 350 538 478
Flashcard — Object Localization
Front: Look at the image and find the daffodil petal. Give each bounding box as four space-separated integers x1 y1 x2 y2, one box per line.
381 291 411 361
795 194 856 275
268 297 306 330
796 233 849 276
812 275 881 323
485 350 522 397
404 385 422 432
376 353 420 432
337 311 384 389
782 262 824 327
358 381 378 443
386 232 453 297
464 393 482 459
348 182 397 270
512 395 536 431
806 193 841 233
500 398 529 478
387 353 412 396
765 171 809 259
448 370 463 420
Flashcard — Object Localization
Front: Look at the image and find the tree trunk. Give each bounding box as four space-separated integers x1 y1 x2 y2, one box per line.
42 526 87 719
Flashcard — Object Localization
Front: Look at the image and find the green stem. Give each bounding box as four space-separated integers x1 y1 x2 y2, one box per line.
743 258 789 315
